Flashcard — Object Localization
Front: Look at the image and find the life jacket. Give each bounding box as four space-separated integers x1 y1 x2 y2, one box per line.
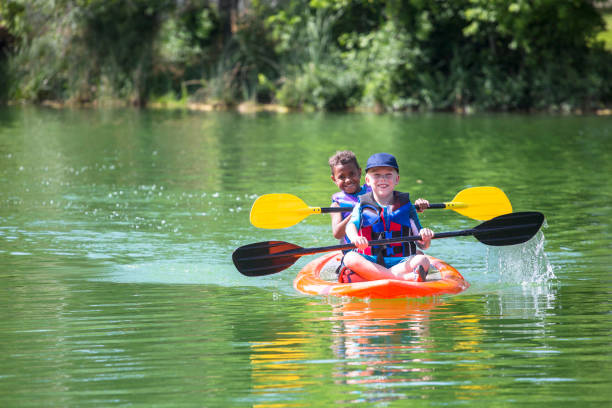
331 184 371 244
357 191 420 265
331 184 370 219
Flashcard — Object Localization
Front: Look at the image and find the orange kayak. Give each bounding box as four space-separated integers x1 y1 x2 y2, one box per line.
293 251 469 299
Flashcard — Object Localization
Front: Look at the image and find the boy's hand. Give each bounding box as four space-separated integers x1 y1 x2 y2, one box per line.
352 236 369 251
415 198 429 213
418 228 434 246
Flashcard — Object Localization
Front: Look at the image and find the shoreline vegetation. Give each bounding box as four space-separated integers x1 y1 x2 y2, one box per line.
1 1 611 115
21 98 612 116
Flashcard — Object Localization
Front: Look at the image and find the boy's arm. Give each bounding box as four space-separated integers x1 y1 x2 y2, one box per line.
406 202 432 249
345 210 369 250
330 202 352 239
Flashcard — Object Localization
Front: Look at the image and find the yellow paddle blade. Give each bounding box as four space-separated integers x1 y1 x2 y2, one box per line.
250 193 320 229
446 186 512 220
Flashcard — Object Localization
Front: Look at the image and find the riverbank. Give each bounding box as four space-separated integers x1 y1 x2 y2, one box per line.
150 100 291 114
16 99 611 116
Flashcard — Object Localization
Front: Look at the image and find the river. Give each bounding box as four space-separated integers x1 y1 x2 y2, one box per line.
0 106 610 407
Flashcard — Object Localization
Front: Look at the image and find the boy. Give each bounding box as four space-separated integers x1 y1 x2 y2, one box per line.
342 153 434 283
329 150 370 243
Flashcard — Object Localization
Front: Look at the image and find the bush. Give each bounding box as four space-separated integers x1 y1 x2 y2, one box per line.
276 62 360 110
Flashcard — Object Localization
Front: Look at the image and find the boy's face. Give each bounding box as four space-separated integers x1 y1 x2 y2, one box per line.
365 166 399 196
331 162 362 194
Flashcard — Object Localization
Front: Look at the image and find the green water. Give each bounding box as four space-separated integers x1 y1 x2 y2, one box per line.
0 106 610 407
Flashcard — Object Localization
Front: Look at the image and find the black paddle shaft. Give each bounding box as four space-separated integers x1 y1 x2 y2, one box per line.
233 211 544 276
321 203 434 213
289 229 474 256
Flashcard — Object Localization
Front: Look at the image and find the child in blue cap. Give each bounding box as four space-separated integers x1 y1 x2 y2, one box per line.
340 152 434 282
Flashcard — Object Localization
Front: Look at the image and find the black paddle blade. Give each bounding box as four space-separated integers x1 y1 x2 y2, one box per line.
473 211 544 246
232 241 303 277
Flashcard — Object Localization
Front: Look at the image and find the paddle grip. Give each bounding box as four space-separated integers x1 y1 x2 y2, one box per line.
322 203 448 213
433 229 475 239
321 206 353 213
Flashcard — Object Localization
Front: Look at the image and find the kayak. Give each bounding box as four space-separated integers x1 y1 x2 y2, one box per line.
293 251 469 299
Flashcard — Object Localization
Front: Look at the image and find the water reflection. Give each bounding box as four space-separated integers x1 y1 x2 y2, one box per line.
249 332 311 396
306 292 565 405
246 299 454 406
329 299 438 392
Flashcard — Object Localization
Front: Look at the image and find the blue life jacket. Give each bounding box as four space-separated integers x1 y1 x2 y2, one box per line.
356 191 422 265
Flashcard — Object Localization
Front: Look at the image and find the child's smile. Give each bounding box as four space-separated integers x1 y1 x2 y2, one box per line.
331 163 362 194
365 167 399 199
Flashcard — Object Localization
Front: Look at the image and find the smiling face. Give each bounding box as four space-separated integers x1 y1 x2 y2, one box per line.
331 162 362 194
365 166 399 198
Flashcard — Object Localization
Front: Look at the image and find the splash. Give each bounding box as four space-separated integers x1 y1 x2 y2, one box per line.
486 222 555 285
483 222 557 317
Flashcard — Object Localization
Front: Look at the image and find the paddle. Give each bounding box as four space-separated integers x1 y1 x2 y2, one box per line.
233 211 544 277
250 186 511 229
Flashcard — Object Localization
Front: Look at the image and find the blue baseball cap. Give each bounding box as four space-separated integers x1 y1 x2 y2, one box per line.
365 153 399 172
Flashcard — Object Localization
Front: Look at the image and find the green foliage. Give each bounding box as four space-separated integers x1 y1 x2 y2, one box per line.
151 3 218 102
196 10 280 105
4 1 76 102
76 0 176 106
597 11 612 50
0 1 26 38
276 62 360 110
456 0 611 111
1 0 610 111
341 21 422 111
269 4 351 109
159 8 215 65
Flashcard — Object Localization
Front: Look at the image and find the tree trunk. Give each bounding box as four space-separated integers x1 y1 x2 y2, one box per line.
218 0 239 46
